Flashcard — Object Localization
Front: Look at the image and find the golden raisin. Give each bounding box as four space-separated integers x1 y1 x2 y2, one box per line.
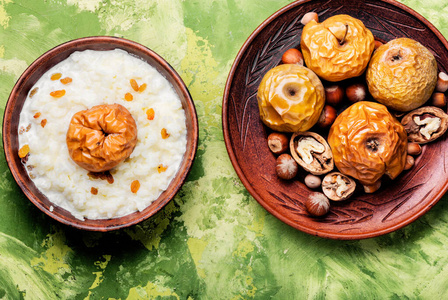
41 119 47 128
33 112 41 119
29 87 38 98
157 164 168 173
91 187 98 195
130 79 139 92
131 180 140 193
60 77 72 84
146 108 155 120
19 144 30 158
50 90 66 98
51 73 62 80
125 92 133 101
138 83 147 92
161 128 170 139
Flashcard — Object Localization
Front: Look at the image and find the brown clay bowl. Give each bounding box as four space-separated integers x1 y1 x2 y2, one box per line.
223 0 448 239
3 36 198 231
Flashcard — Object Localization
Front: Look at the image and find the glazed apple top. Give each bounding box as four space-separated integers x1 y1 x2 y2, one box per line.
66 104 138 172
257 64 325 132
301 14 374 82
328 101 408 193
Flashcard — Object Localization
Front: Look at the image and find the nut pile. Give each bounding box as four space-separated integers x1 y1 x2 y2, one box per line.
261 12 448 217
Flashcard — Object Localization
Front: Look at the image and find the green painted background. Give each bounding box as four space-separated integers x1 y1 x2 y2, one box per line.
1 0 448 299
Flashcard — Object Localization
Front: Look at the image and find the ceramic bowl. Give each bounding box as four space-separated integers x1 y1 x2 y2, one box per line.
223 0 448 239
3 36 198 231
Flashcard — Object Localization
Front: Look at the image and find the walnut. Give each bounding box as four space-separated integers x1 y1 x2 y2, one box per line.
321 172 356 201
290 131 333 175
401 106 448 144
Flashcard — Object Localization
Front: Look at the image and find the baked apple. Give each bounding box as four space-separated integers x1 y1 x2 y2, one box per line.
257 64 325 132
301 14 374 82
328 101 408 193
366 38 437 112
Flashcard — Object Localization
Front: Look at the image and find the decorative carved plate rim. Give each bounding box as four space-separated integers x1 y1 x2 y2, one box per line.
222 0 448 240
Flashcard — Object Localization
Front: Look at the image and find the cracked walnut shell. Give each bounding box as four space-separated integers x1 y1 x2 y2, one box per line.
66 104 138 172
328 101 408 193
290 131 333 175
401 106 448 144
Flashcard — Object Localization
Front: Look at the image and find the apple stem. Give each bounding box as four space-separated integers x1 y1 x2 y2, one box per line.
339 24 349 45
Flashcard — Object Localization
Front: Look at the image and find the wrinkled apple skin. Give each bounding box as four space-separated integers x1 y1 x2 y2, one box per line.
328 101 407 192
366 38 437 112
67 104 138 172
301 14 374 82
257 64 325 132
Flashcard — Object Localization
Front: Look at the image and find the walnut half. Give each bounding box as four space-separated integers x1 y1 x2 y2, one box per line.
322 172 356 201
401 106 448 144
290 131 333 175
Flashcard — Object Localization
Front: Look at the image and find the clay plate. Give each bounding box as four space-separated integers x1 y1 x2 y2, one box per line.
223 0 448 239
3 36 198 231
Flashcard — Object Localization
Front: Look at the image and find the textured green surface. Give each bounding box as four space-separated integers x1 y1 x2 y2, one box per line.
1 0 448 299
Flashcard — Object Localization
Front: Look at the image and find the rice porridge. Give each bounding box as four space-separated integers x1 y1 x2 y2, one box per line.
18 49 187 220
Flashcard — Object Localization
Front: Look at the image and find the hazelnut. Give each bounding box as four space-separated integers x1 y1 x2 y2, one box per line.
431 92 447 108
301 12 318 25
275 153 298 180
436 72 448 92
321 172 356 201
324 85 344 106
374 40 384 50
317 105 337 128
304 174 321 189
346 83 367 103
267 132 289 154
404 155 415 170
407 142 422 156
305 192 330 217
281 48 304 65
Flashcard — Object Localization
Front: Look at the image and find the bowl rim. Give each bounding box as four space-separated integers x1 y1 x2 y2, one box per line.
3 36 199 231
222 0 448 240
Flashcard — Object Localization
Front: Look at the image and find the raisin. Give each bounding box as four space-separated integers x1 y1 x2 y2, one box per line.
19 145 30 158
50 90 66 98
146 108 155 120
138 83 147 92
161 128 170 139
29 87 38 98
130 79 139 92
87 171 114 184
131 180 140 193
125 92 133 101
157 164 168 173
51 73 62 80
60 77 72 84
